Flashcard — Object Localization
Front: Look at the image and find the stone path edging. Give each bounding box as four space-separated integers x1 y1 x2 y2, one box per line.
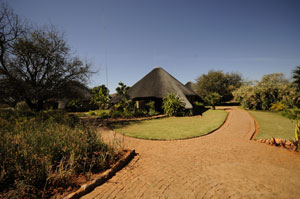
246 110 260 140
64 149 136 199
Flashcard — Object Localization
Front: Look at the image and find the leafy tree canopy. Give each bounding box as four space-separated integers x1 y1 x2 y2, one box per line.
0 4 92 111
292 65 300 91
233 73 292 110
195 70 242 103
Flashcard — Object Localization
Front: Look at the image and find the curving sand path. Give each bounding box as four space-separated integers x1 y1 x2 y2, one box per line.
83 107 300 199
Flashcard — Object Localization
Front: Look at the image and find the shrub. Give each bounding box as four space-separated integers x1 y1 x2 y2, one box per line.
0 110 118 198
270 102 285 111
192 101 206 115
146 101 159 116
122 110 134 118
162 93 185 116
233 73 292 110
110 110 122 118
66 99 84 112
88 110 96 115
133 108 148 117
97 110 109 119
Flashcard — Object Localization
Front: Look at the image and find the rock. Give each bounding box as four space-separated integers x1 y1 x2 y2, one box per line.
270 138 275 145
261 139 266 143
275 138 282 146
265 140 270 145
280 139 286 146
285 141 292 146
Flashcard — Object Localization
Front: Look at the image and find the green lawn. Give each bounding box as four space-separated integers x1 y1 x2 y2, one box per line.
249 110 295 141
110 110 228 140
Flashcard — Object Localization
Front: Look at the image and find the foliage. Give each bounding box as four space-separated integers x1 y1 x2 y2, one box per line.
0 4 91 111
0 110 118 198
233 73 292 110
280 89 300 150
110 110 122 118
66 99 84 112
111 109 228 140
292 65 300 91
114 82 133 111
146 101 159 116
204 92 221 110
88 110 109 118
195 70 242 103
90 85 110 110
97 110 109 119
88 110 96 116
162 93 185 116
0 3 26 108
192 101 207 115
270 102 285 112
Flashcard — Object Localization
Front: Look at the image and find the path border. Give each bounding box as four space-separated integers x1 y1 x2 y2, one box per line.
247 111 260 140
64 149 136 199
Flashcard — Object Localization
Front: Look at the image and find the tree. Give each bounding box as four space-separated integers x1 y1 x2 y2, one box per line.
233 73 292 110
0 4 91 111
90 85 110 109
292 65 300 91
195 70 242 103
114 82 132 112
204 92 221 110
0 3 26 107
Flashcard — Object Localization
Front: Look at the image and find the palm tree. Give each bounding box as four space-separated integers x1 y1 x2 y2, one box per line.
293 65 300 90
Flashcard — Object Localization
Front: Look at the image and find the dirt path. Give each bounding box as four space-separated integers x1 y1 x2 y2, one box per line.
82 107 300 199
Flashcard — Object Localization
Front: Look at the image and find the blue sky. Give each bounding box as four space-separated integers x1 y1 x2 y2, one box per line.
5 0 300 93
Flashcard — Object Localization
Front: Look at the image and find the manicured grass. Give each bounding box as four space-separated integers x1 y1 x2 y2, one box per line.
249 110 295 141
110 109 228 140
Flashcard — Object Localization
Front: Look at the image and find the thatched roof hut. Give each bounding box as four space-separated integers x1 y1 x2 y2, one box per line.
126 67 198 109
185 81 196 92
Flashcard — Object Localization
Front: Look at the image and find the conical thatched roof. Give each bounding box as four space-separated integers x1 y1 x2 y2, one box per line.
185 81 196 92
127 67 197 109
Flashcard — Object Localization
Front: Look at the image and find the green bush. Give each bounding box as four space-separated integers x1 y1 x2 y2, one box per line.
162 93 185 116
192 101 206 115
0 110 118 198
145 101 159 116
133 108 148 117
110 110 122 118
97 110 109 119
88 110 96 116
233 73 292 110
270 102 285 111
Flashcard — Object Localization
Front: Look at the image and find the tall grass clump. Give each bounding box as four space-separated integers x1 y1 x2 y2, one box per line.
0 109 118 198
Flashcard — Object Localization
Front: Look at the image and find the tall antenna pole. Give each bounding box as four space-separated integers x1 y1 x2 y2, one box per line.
104 33 108 88
101 6 109 88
